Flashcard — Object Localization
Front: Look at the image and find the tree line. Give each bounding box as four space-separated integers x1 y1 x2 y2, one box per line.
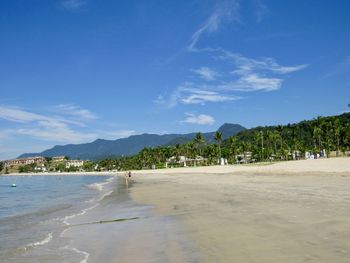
95 113 350 171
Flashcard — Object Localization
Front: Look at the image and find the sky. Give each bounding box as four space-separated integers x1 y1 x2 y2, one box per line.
1 0 350 160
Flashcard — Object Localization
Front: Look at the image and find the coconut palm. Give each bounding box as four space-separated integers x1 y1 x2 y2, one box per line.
228 136 238 163
214 131 223 160
193 132 205 156
334 119 342 155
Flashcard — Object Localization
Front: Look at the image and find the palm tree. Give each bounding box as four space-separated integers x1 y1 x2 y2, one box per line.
193 132 205 157
228 137 238 163
334 119 342 156
313 126 322 151
271 130 280 155
254 131 264 161
214 131 223 161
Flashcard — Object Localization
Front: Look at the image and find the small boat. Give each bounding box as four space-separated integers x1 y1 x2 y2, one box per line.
11 184 16 187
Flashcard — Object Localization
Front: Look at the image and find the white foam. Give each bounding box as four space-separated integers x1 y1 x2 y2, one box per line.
96 190 113 202
25 232 53 249
63 178 115 225
87 182 107 191
62 245 90 263
87 177 115 191
63 203 99 225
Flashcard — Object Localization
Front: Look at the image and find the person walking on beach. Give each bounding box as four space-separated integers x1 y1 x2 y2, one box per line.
125 171 132 186
124 171 129 186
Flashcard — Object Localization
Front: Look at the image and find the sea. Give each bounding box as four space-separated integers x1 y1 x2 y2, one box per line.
0 174 200 263
0 175 124 263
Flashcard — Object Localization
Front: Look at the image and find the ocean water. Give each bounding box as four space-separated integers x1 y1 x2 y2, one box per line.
0 175 118 263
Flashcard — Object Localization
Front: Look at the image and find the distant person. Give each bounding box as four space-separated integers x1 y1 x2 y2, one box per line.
124 171 129 186
128 171 131 178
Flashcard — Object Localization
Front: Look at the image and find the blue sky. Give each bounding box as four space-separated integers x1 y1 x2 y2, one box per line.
1 0 350 160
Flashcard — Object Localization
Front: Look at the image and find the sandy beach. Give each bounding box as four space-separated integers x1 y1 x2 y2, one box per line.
128 158 350 262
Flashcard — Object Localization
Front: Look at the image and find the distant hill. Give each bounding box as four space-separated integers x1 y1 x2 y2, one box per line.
19 123 246 160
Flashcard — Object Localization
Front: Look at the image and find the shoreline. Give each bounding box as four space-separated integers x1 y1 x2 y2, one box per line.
0 171 119 176
2 157 349 177
3 157 349 177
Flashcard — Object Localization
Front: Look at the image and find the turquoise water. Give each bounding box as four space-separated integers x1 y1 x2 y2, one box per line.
0 175 116 263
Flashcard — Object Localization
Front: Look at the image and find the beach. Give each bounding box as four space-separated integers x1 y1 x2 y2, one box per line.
129 158 350 262
1 158 350 262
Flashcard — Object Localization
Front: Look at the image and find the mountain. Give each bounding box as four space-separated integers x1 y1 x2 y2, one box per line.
18 123 246 160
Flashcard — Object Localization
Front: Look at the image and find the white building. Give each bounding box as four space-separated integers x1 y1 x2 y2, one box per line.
65 160 84 169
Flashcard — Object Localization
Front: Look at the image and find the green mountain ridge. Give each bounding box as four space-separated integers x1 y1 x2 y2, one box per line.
18 123 246 160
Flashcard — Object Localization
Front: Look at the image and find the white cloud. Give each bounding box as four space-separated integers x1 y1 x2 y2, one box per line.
254 0 270 23
154 49 307 108
61 0 86 10
53 104 97 119
153 95 166 105
0 106 47 123
188 0 240 51
182 113 215 125
155 2 307 109
0 105 97 143
218 51 307 92
181 89 237 104
155 83 238 108
222 51 308 75
221 74 282 92
15 128 96 143
193 67 219 81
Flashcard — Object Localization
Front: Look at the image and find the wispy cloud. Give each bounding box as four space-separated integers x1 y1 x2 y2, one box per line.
155 0 307 109
155 83 238 108
0 105 96 143
15 128 96 142
220 74 282 92
217 50 307 91
0 106 46 123
221 51 308 75
188 0 240 51
53 104 97 119
254 0 269 23
61 0 86 10
181 89 237 104
181 113 215 125
193 67 219 81
155 49 306 107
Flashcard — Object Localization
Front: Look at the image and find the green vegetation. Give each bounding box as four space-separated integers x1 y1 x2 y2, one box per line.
2 113 349 174
18 164 36 173
96 113 350 171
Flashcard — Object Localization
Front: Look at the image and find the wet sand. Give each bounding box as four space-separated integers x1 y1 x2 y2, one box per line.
63 177 199 263
130 158 350 262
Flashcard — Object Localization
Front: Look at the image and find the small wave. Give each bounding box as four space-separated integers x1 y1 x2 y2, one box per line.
106 177 115 182
62 245 90 263
96 190 113 202
87 182 107 191
63 204 99 226
23 232 53 251
87 177 115 191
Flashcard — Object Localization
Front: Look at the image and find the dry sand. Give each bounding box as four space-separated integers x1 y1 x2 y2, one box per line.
129 158 350 262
